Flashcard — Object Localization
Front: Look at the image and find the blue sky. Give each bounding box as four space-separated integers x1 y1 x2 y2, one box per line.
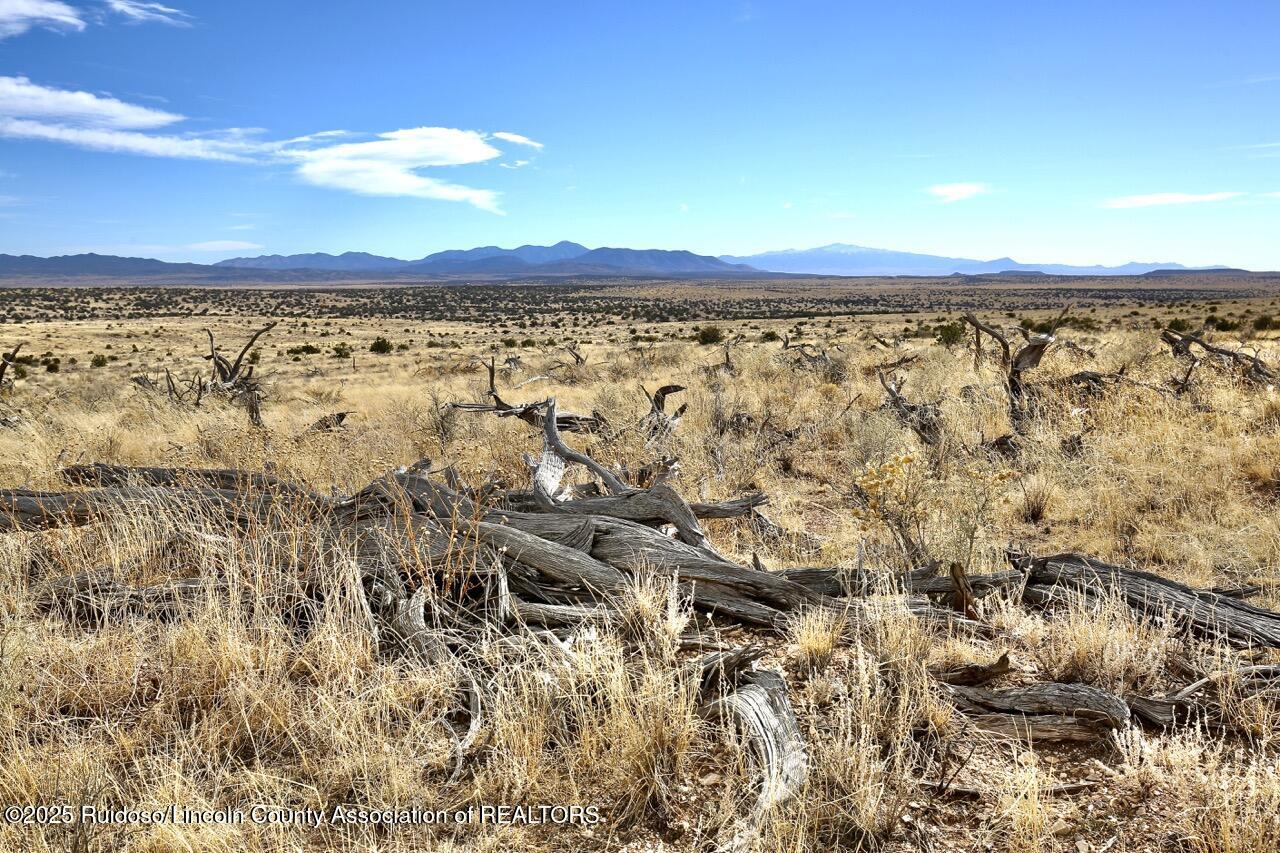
1 1 1278 267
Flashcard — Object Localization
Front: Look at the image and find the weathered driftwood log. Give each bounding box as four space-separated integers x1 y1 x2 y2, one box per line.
0 486 287 531
446 357 602 433
0 342 22 388
1127 664 1280 730
699 656 807 849
14 459 820 628
640 383 687 441
932 652 1013 686
61 462 324 500
777 566 1021 599
963 308 1078 433
944 682 1130 742
1162 328 1276 384
165 368 207 406
205 321 276 388
34 571 223 626
201 321 275 427
878 372 943 446
1024 552 1280 648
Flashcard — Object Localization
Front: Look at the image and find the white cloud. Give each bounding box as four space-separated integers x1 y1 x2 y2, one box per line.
782 200 793 209
499 159 530 169
491 131 543 149
1104 191 1244 209
0 75 182 128
187 240 262 251
283 127 507 212
105 0 190 25
0 77 535 212
226 223 255 230
0 117 253 160
928 182 988 203
0 0 84 38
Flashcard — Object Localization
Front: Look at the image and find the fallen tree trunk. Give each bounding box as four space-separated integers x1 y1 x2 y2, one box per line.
61 462 324 500
944 681 1130 742
1025 552 1280 648
34 571 224 626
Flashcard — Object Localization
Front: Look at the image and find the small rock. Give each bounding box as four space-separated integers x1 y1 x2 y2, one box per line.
1076 840 1090 853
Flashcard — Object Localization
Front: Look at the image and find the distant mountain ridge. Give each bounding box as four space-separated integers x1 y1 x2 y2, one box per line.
2 242 760 280
719 243 1229 276
212 241 760 277
213 251 409 271
0 240 1245 282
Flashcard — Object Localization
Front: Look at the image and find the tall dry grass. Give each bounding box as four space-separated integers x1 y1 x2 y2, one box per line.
1 315 1279 850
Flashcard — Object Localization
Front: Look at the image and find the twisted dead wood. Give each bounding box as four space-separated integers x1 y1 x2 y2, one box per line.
944 682 1130 742
1024 552 1280 648
0 342 21 387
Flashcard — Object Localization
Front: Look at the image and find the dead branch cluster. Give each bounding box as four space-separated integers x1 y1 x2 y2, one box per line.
6 312 1280 839
8 372 1280 831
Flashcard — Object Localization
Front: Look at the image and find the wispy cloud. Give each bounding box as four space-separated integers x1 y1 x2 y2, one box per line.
0 75 181 128
0 0 84 38
1229 141 1280 158
490 131 542 149
0 0 190 39
1207 72 1280 88
1104 191 1244 209
186 240 261 251
928 182 988 203
0 117 254 160
280 128 507 213
0 76 536 212
104 0 190 26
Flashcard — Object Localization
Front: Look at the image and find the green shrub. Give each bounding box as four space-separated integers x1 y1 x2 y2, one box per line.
369 336 393 354
696 325 725 345
90 354 108 368
934 321 967 347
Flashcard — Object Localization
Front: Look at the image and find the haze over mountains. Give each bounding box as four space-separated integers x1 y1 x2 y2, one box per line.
215 241 1232 277
719 244 1226 277
0 240 1242 282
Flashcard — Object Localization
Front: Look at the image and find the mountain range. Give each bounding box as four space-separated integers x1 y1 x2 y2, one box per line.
718 244 1226 277
0 241 1244 282
213 242 760 277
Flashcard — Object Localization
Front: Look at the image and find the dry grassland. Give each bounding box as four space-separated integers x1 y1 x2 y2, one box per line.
1 290 1280 852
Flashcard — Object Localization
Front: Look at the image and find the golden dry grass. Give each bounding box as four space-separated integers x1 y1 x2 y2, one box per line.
2 304 1280 851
